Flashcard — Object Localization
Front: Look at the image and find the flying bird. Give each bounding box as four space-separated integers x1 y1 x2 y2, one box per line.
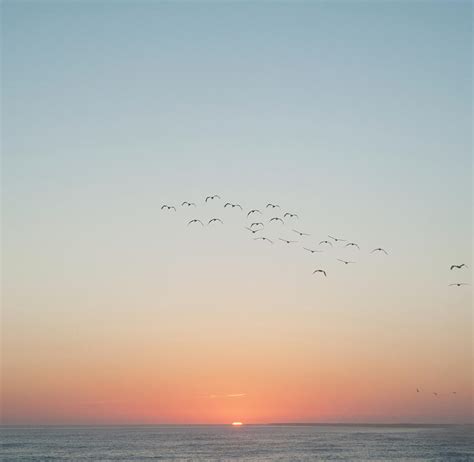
312 269 327 277
250 222 264 229
224 202 243 210
345 242 360 249
319 240 333 247
328 235 346 242
266 203 280 209
449 283 470 287
293 229 310 236
304 248 323 254
433 392 438 397
205 195 221 202
337 259 355 265
269 217 284 224
279 238 297 244
254 237 273 244
161 205 176 211
452 392 457 395
283 212 298 219
188 219 204 226
208 218 223 225
450 264 468 270
371 248 388 255
416 388 420 393
181 201 196 207
245 227 261 234
247 209 262 218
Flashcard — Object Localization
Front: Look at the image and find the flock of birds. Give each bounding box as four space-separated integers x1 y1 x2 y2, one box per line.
162 195 470 287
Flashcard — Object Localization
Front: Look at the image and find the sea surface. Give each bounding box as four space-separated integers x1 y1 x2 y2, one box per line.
1 424 473 461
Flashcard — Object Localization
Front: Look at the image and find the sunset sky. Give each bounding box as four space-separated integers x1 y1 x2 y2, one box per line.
2 1 472 424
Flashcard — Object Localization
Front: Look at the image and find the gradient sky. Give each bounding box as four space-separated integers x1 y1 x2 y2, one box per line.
1 1 472 425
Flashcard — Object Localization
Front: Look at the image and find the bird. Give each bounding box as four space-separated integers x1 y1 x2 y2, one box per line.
328 235 346 242
205 195 221 202
269 217 284 224
416 388 420 393
371 248 388 255
224 202 243 210
312 269 327 277
449 283 470 287
452 392 457 395
266 203 280 209
247 209 262 218
254 237 273 244
319 240 333 247
181 201 196 207
345 242 360 249
188 219 204 226
304 248 322 254
279 238 297 244
433 392 438 397
337 259 355 265
450 264 468 270
250 222 264 229
283 212 298 219
208 218 223 225
161 205 176 211
245 227 261 234
293 229 310 236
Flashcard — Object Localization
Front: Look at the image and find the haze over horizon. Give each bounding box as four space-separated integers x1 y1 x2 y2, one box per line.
1 1 472 425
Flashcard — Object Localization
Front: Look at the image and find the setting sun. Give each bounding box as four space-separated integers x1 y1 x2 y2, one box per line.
231 422 243 426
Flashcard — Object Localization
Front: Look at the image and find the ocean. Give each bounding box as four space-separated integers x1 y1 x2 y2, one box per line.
1 424 473 461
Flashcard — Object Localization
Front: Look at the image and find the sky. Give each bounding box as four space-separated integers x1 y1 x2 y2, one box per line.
1 1 472 425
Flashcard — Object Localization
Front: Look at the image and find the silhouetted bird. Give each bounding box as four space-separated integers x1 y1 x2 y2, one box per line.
283 212 298 219
224 202 243 210
254 237 273 244
208 218 223 225
188 219 204 226
247 209 262 218
416 388 420 393
371 248 388 254
293 229 310 236
328 235 346 242
205 195 221 202
337 259 355 265
319 240 333 247
266 203 280 209
345 242 360 249
269 217 284 224
312 269 327 277
181 201 196 207
250 222 264 229
433 392 438 397
449 283 470 287
450 264 468 270
161 205 176 211
279 238 297 244
245 227 261 234
304 248 322 254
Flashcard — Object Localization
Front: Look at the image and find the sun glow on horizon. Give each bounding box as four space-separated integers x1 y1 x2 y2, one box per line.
231 422 243 426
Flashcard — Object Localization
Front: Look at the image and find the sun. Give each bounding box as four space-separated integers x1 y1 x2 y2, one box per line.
231 422 243 426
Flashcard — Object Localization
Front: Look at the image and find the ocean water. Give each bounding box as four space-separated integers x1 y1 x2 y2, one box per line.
1 424 473 461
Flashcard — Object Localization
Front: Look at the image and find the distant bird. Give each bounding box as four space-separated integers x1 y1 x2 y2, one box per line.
266 203 280 209
312 269 327 277
247 209 262 218
269 217 284 224
319 240 333 247
208 218 223 225
250 222 264 229
293 229 310 236
205 195 221 202
224 202 243 210
188 219 204 226
449 283 470 287
254 237 273 244
283 212 298 219
245 227 261 234
279 238 297 244
161 205 176 211
416 388 420 393
304 248 322 254
450 264 468 270
328 235 346 242
452 392 457 395
181 201 196 207
345 242 360 249
371 248 388 255
337 259 355 265
433 392 438 397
